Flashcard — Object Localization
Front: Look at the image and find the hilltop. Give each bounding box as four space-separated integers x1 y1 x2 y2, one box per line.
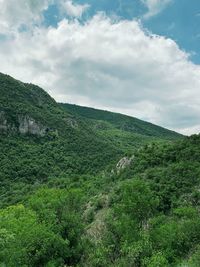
61 103 182 152
61 103 181 139
0 73 183 206
2 73 199 267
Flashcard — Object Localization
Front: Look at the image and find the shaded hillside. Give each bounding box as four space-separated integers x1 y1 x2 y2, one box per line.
0 73 184 208
0 73 62 134
0 73 122 206
0 73 199 267
60 103 182 140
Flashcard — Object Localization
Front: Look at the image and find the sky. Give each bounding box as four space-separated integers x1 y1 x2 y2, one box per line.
0 0 200 135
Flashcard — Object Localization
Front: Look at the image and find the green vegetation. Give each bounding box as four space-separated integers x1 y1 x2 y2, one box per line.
60 103 183 153
60 103 182 139
1 73 200 266
83 135 200 267
0 188 84 267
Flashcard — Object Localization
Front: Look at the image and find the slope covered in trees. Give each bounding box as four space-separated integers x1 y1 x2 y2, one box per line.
60 103 182 139
1 73 199 266
0 73 121 206
60 103 182 153
82 134 200 266
0 73 182 207
1 133 200 266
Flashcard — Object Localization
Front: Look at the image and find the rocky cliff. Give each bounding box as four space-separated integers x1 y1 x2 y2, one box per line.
0 111 47 136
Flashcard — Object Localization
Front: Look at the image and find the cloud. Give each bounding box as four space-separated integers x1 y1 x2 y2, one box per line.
61 0 90 18
141 0 172 19
0 0 52 32
0 9 200 134
0 0 90 33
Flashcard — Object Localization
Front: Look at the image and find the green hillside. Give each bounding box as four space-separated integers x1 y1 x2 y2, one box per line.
0 73 122 206
0 72 182 208
1 73 199 267
60 103 183 153
1 130 200 266
81 134 200 267
60 103 182 139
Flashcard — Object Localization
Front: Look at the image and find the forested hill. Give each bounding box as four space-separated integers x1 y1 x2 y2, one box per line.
1 119 200 266
0 72 183 207
0 72 181 141
60 103 182 140
0 72 123 204
2 72 198 267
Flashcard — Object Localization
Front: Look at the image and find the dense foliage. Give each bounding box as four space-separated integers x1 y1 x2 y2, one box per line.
60 103 182 140
0 188 85 267
83 135 200 266
1 73 200 266
2 134 200 266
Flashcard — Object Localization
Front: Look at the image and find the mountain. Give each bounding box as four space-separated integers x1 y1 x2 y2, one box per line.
60 103 181 139
1 123 200 266
0 73 61 136
60 103 183 153
0 72 121 206
0 73 182 140
0 73 183 207
0 72 120 152
2 72 199 267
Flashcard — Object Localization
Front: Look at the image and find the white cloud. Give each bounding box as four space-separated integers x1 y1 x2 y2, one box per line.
61 0 90 18
141 0 172 19
0 12 200 135
0 0 52 33
0 0 90 33
178 125 200 136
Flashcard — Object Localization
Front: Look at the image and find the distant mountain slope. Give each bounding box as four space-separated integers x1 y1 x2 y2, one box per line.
0 72 183 207
1 73 199 267
0 73 80 136
60 103 183 140
60 103 183 153
0 73 122 197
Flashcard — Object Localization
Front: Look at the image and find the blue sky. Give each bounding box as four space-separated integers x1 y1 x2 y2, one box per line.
43 0 200 64
0 0 200 135
143 0 200 64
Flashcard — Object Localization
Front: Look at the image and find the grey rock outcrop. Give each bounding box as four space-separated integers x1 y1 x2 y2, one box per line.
18 115 47 136
0 112 48 137
0 111 8 132
65 117 78 129
116 155 135 173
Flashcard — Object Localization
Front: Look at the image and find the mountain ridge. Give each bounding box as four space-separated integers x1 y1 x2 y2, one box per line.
60 103 183 139
1 72 200 267
0 72 183 208
0 72 182 140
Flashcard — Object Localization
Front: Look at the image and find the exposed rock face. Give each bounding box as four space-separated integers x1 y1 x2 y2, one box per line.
0 111 8 132
85 194 110 244
18 115 47 136
65 117 78 129
0 112 47 136
116 156 134 173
